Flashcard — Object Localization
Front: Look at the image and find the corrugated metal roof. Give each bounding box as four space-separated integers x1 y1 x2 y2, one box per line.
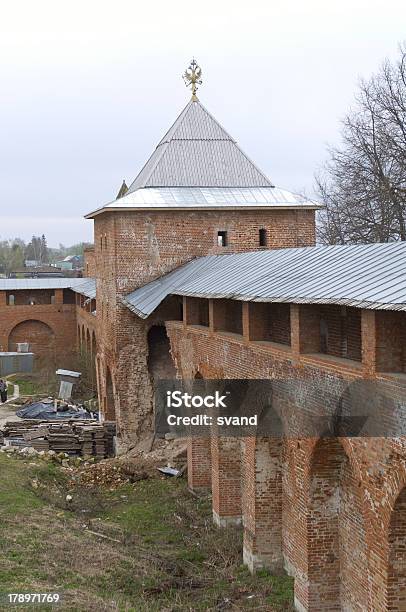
122 257 219 318
70 278 96 299
122 242 406 318
127 99 273 191
0 278 96 298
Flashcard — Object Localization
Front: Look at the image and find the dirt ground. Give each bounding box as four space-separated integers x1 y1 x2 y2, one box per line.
0 400 20 429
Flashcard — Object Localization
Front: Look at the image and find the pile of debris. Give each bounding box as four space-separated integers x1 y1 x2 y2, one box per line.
73 436 188 489
75 459 135 489
0 420 116 458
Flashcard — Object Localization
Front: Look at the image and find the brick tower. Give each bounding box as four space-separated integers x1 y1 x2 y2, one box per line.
85 61 318 448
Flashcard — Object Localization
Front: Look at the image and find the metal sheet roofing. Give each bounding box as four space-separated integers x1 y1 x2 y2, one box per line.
128 99 273 191
70 278 96 299
122 242 406 319
87 186 316 213
85 99 319 218
0 277 96 298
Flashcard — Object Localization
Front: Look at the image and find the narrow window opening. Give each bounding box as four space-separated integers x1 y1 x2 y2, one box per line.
217 231 227 247
259 228 267 247
100 236 103 250
8 294 15 306
340 305 348 358
320 319 328 354
104 234 107 248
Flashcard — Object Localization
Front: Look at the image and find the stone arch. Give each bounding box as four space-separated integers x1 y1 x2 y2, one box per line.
306 438 368 611
8 319 56 362
104 366 116 421
387 485 406 610
91 331 97 358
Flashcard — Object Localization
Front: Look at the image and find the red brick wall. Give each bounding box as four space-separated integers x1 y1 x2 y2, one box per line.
268 303 291 345
184 297 209 327
83 246 96 277
242 437 283 572
306 438 368 610
8 319 55 359
166 313 406 612
93 208 315 446
319 305 362 361
0 288 98 373
187 437 212 491
211 436 242 526
6 289 55 305
0 289 77 368
376 311 406 373
212 299 243 335
388 487 406 610
76 306 97 359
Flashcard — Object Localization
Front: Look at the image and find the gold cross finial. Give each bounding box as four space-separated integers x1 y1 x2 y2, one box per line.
183 58 202 101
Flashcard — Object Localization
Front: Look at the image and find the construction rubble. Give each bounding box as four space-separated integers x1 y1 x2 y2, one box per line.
75 437 188 488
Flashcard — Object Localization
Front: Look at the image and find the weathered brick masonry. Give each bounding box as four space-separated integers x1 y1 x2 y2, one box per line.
0 288 78 367
93 208 315 445
0 287 97 372
165 301 406 611
81 90 406 611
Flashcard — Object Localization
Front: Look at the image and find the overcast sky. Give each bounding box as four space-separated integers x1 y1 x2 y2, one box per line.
1 0 405 247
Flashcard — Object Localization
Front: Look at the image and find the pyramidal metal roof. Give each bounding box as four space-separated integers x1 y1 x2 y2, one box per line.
85 97 320 218
127 99 273 191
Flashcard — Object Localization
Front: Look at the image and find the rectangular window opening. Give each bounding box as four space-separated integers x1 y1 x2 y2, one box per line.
217 231 227 247
259 228 267 247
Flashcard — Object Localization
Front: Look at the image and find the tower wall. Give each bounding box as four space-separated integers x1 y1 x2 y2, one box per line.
94 207 316 446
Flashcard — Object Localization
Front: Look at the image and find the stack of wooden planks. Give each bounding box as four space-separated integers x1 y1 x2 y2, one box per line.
1 420 116 458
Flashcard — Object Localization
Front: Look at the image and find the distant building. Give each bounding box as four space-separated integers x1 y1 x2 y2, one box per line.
56 260 73 270
63 255 83 270
55 255 83 271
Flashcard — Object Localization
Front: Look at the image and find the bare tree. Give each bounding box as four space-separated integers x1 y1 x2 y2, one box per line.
317 45 406 244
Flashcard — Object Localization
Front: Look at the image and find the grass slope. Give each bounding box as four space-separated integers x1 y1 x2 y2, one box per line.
0 454 293 611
